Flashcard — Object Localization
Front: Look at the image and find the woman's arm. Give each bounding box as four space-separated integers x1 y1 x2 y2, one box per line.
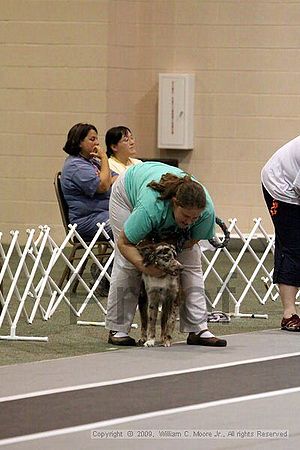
91 146 112 193
182 239 199 249
118 230 165 277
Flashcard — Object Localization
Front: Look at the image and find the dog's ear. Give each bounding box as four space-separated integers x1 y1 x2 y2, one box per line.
142 248 156 266
169 244 177 255
136 244 156 266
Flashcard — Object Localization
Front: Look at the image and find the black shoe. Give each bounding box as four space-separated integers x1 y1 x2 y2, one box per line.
96 279 110 297
89 279 110 297
108 331 136 346
90 262 100 279
90 263 110 297
187 331 227 347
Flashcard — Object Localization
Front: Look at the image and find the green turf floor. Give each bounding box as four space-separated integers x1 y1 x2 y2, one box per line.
0 247 286 366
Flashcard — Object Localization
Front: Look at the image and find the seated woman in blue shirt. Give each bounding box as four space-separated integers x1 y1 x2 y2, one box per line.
61 122 118 242
61 123 118 296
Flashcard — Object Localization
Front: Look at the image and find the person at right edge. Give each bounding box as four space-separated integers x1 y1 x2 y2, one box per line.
105 161 227 347
261 135 300 331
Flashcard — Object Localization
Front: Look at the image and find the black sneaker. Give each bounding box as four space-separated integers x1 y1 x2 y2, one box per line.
108 331 136 346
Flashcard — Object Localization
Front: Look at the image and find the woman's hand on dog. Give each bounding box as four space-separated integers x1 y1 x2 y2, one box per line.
142 264 165 278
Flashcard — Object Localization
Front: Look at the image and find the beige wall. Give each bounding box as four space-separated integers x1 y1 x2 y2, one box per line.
1 0 300 243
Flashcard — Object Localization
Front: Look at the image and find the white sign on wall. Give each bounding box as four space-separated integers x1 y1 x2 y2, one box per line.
158 73 195 150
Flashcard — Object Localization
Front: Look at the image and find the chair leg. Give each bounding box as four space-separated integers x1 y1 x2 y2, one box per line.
72 257 89 293
58 245 78 289
73 247 112 293
0 260 4 314
59 242 113 293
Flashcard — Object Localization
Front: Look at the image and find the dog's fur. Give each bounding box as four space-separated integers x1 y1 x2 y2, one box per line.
137 241 182 347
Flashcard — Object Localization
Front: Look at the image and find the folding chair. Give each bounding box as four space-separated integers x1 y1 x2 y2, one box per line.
53 172 113 292
0 258 2 312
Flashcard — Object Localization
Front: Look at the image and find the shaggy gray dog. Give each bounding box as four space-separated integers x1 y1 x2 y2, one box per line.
137 241 182 347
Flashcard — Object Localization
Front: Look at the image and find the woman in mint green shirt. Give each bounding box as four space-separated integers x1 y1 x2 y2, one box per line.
105 161 227 348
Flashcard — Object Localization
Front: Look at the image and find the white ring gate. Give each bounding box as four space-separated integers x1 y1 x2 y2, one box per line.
0 223 114 341
1 218 298 341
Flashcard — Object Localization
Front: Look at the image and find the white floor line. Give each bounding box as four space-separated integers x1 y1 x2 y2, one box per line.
1 385 300 447
1 350 300 403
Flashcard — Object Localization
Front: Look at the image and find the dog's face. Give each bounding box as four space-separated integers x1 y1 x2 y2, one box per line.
137 242 183 276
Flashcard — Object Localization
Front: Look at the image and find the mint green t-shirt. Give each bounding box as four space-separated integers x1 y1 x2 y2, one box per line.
123 161 215 244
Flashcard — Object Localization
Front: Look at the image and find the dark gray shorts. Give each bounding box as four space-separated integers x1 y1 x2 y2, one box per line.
262 185 300 287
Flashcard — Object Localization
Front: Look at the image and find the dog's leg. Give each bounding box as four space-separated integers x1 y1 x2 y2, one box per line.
138 282 148 346
161 287 179 347
144 291 160 347
165 293 179 347
160 292 173 347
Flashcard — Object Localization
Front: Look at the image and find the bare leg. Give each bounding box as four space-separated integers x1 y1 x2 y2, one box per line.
279 284 298 318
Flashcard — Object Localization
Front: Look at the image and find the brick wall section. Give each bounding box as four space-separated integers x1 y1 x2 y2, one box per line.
1 0 300 242
0 0 109 242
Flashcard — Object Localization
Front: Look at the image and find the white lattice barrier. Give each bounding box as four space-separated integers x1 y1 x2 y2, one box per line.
0 223 114 341
202 217 299 318
1 218 297 341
